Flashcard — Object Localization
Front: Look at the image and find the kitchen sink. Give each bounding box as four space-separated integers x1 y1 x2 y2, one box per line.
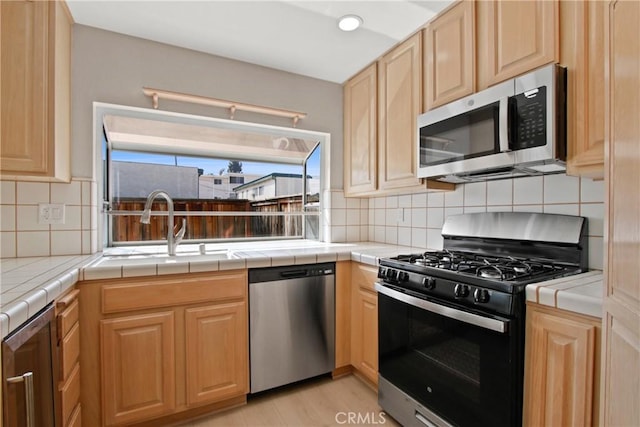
90 246 233 266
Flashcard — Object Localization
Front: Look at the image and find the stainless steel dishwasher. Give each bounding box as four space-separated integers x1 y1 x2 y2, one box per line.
249 263 335 393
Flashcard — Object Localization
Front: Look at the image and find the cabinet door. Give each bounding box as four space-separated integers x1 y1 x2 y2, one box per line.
0 0 70 181
0 0 50 174
424 0 475 110
523 308 597 426
101 312 176 426
344 63 377 196
602 1 640 426
350 263 378 385
477 0 558 89
185 302 248 406
378 33 423 191
563 0 605 179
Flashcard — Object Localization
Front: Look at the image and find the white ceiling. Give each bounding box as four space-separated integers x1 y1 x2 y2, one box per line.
66 0 454 84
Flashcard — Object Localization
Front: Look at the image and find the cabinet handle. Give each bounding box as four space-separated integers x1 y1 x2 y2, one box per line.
7 372 35 427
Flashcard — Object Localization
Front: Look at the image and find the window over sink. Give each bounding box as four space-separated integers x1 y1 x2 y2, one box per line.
96 104 328 249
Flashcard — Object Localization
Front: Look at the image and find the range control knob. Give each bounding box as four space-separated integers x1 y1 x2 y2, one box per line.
454 284 470 298
386 269 397 281
422 277 436 290
474 288 490 303
400 272 410 282
378 267 386 279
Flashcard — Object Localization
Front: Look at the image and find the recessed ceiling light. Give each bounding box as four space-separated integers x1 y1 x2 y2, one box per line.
338 15 363 32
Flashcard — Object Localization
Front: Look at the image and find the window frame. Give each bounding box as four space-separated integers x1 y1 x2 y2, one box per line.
94 102 330 250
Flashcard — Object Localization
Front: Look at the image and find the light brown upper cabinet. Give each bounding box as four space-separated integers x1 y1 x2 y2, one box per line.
423 0 476 111
344 63 378 196
477 0 559 90
378 33 424 192
344 34 450 197
0 0 71 182
561 1 605 179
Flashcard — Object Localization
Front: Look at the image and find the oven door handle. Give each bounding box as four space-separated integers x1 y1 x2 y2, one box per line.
375 283 509 334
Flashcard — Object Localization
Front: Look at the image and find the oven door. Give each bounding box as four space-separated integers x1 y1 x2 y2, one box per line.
376 284 522 427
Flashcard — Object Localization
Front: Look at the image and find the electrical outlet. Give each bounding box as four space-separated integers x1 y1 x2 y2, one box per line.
38 203 65 224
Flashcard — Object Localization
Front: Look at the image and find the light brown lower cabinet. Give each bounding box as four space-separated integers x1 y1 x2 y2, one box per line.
101 311 176 426
350 263 378 387
185 302 247 405
523 303 601 427
79 271 248 426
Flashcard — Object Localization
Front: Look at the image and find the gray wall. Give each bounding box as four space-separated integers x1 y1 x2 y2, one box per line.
112 162 200 198
72 25 344 188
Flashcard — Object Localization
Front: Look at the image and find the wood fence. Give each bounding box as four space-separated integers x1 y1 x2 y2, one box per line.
111 198 304 242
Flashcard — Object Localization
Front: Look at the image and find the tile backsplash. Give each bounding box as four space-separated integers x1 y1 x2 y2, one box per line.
1 174 605 271
328 174 605 270
0 179 98 258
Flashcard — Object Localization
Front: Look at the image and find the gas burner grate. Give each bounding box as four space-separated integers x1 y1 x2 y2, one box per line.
391 251 569 283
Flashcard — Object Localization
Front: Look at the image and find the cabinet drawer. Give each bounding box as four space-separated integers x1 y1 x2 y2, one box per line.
60 363 80 426
352 263 378 292
102 272 247 313
57 297 79 340
67 403 81 427
60 322 80 382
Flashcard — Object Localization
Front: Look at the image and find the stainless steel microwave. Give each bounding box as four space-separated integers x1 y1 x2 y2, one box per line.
417 64 567 183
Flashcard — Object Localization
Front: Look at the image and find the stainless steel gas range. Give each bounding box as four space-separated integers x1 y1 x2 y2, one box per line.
375 212 588 427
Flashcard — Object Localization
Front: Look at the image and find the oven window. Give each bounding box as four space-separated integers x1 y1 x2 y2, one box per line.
378 293 521 427
419 102 500 167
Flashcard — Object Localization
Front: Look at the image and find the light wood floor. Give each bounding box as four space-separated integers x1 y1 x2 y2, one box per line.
180 375 401 427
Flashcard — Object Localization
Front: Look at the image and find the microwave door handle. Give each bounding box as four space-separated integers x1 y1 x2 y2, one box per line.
375 283 508 333
499 97 510 152
7 371 35 427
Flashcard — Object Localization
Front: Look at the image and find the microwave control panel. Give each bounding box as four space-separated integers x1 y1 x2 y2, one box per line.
509 85 547 150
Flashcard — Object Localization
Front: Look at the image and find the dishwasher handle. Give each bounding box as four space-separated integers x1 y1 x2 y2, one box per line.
7 372 35 427
279 269 310 279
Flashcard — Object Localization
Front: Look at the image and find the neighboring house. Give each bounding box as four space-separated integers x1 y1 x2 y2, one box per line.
112 161 201 198
233 173 319 201
199 173 261 199
112 163 267 200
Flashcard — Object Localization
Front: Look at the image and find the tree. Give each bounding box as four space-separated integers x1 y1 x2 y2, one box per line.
227 161 243 173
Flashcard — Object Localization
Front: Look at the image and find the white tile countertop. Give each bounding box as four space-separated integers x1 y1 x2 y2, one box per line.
0 241 417 339
0 240 605 339
525 270 604 318
0 254 100 338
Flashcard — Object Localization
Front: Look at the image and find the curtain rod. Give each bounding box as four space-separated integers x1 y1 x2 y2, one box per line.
142 87 307 127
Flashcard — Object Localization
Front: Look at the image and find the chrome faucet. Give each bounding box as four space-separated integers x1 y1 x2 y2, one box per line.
140 190 186 256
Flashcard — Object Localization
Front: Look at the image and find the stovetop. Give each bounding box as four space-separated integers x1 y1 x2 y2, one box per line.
377 250 583 317
387 250 578 285
375 212 588 317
